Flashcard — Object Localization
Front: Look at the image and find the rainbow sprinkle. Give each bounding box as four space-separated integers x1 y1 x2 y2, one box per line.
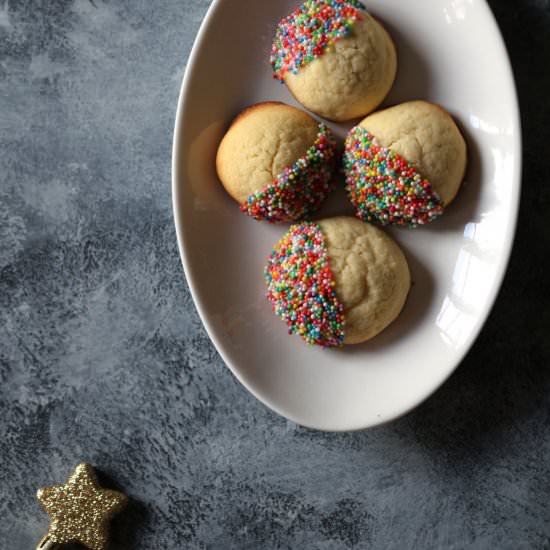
265 222 345 348
343 126 445 227
241 124 338 223
271 0 365 82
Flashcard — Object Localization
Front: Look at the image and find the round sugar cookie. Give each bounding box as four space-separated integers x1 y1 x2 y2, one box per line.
216 102 338 223
271 1 397 122
343 100 467 226
264 216 410 347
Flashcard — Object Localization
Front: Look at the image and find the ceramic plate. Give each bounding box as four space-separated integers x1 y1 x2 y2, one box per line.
172 0 521 431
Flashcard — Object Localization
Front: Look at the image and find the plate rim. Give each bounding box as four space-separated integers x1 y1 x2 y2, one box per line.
171 0 522 432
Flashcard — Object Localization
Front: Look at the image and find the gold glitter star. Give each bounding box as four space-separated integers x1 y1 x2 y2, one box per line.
37 463 127 550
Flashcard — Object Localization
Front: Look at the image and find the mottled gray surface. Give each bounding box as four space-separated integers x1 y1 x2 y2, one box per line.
0 0 549 548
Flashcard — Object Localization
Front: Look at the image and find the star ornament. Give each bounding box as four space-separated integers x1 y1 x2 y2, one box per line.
37 463 127 550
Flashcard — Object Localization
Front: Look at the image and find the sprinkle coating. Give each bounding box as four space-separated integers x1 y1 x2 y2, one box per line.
265 222 345 348
241 124 338 223
344 126 445 227
271 0 365 82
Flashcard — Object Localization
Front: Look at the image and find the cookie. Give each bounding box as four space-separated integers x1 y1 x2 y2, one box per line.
216 102 338 223
271 0 397 122
265 217 410 347
343 100 467 226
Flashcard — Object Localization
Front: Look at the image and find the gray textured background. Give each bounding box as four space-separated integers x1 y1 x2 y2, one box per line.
1 0 549 548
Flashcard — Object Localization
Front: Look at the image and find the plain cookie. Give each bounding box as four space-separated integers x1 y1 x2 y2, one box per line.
271 1 397 122
265 217 410 347
344 100 467 226
216 102 338 223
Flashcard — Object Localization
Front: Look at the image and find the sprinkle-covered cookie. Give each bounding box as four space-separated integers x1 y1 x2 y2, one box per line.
265 222 345 348
265 217 411 347
216 102 338 223
271 0 365 82
271 1 397 122
242 124 337 223
344 126 445 227
343 101 468 225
